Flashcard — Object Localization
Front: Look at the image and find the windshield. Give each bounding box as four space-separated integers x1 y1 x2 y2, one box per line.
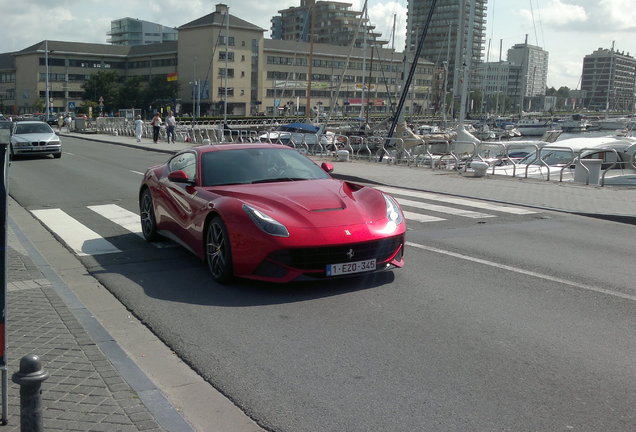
518 148 575 166
201 147 331 186
15 123 53 135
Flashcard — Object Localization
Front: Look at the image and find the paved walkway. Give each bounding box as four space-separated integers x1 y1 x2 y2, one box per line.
3 129 634 430
5 218 183 431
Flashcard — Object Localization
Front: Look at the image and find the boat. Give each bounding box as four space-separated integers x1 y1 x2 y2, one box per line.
515 117 554 136
259 122 335 149
491 134 636 185
557 114 591 132
595 116 635 130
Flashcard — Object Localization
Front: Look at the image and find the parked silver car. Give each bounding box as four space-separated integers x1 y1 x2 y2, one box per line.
10 120 62 159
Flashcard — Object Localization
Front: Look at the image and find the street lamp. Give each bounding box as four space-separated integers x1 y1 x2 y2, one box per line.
45 40 50 122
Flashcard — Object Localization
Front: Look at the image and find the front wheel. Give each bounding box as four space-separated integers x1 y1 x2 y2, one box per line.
140 188 159 241
205 216 234 283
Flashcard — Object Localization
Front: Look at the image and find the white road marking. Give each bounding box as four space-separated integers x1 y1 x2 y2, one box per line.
88 204 174 248
402 211 446 223
88 204 143 238
396 197 496 219
31 208 121 256
406 241 636 302
379 186 538 215
130 170 145 175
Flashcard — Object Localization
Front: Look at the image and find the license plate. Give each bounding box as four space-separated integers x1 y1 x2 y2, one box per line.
326 259 376 276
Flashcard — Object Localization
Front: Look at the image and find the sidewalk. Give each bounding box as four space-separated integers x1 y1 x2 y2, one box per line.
64 130 636 223
5 197 265 431
5 216 179 431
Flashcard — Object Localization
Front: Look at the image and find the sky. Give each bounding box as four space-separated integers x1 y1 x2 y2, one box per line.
1 0 635 90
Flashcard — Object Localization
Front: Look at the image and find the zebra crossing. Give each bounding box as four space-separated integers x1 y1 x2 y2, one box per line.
28 186 539 257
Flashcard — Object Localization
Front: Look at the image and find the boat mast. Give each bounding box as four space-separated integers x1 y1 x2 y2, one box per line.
359 6 368 118
306 3 315 123
458 0 477 130
224 7 229 123
385 0 438 141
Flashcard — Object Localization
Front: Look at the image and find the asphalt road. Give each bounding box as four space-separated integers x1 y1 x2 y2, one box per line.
8 136 636 431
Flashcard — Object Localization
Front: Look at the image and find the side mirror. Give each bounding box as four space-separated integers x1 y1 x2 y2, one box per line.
168 169 194 184
321 162 334 173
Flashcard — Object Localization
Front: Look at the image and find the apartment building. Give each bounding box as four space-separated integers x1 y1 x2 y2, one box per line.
271 0 386 49
581 47 636 112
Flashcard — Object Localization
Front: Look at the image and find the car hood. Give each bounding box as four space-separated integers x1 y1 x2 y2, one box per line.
204 179 388 228
12 133 57 141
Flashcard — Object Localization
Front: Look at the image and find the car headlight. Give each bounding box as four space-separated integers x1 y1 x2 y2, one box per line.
243 204 289 237
383 194 403 232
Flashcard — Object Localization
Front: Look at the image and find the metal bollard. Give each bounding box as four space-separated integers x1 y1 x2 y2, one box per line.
12 354 49 432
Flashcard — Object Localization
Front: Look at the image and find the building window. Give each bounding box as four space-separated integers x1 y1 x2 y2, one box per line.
218 87 234 97
219 51 235 62
218 68 234 78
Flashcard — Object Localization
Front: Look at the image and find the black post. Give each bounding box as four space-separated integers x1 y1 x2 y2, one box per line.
1 132 9 425
12 355 49 432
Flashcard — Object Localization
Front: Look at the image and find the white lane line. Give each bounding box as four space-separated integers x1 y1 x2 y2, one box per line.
379 186 538 215
130 170 145 175
403 211 446 223
397 197 496 219
406 241 636 302
88 204 143 238
31 208 121 256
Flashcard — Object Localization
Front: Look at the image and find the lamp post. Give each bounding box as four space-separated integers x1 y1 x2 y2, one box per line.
45 40 50 122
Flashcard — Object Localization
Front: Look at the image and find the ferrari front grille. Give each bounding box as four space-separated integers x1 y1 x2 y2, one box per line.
267 235 404 270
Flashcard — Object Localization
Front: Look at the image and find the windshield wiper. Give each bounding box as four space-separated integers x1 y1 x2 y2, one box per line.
251 177 308 184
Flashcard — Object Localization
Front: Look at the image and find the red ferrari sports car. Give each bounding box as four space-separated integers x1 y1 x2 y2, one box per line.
139 143 405 283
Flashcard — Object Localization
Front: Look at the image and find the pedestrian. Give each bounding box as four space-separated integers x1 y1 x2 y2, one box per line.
150 112 162 143
165 110 177 143
134 115 144 142
57 115 64 131
64 114 72 132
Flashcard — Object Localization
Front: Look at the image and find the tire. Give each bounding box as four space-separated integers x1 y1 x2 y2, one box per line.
53 152 62 159
205 216 234 283
140 188 160 241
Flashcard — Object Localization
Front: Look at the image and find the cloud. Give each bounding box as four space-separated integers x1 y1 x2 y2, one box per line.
368 1 408 50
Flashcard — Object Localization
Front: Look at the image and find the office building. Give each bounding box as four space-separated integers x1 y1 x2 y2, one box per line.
108 18 178 46
506 38 548 99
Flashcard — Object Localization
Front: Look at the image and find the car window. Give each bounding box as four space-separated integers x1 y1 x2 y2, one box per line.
15 123 53 134
201 148 330 186
168 152 197 181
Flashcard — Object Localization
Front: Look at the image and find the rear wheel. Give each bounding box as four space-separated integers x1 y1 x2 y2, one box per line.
140 188 159 241
205 216 234 283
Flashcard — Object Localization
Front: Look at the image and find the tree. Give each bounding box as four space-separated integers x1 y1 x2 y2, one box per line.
143 75 178 112
117 76 145 110
82 71 120 113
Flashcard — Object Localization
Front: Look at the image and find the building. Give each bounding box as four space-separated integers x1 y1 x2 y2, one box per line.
271 0 386 48
177 3 266 117
581 47 636 112
506 38 549 100
406 0 487 97
108 18 178 46
476 61 522 114
262 39 433 116
0 3 434 118
2 40 177 115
